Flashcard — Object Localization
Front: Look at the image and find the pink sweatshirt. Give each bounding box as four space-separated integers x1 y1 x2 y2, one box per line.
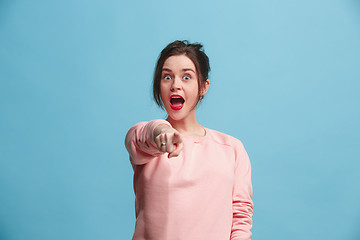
125 119 253 240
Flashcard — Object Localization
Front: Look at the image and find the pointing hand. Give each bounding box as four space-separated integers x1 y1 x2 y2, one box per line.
154 125 183 158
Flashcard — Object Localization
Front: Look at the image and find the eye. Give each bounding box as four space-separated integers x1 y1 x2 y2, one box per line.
183 75 191 80
163 75 172 80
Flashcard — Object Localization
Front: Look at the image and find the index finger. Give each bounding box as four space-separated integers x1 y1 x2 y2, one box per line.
172 132 183 145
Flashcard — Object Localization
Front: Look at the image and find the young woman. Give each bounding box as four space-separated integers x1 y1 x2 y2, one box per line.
125 40 253 240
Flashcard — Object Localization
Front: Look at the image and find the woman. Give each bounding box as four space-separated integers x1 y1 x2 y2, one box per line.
125 40 253 240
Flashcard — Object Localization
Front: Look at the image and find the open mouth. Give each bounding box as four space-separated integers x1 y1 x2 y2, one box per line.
170 95 185 110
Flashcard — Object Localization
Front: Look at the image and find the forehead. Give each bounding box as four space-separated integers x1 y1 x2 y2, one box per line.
162 55 196 71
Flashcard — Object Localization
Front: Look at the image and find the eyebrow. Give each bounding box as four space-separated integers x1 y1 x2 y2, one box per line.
162 68 195 73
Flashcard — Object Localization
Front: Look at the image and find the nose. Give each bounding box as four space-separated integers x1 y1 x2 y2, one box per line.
170 76 182 91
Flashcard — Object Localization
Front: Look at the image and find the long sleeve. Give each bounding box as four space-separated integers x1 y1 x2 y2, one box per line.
231 140 254 240
125 119 172 165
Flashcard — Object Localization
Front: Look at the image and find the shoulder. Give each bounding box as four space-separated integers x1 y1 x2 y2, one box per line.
205 127 245 150
205 128 250 165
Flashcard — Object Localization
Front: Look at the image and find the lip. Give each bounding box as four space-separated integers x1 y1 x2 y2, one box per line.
169 94 184 111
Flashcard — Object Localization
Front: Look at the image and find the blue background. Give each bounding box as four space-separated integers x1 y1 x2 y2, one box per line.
1 0 359 239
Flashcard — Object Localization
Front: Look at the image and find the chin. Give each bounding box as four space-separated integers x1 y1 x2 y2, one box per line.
166 112 185 121
164 109 183 120
166 109 196 123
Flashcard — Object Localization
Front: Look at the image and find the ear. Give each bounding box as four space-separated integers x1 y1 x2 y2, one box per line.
201 79 210 96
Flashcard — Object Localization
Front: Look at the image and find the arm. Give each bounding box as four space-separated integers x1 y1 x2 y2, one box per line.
231 140 254 240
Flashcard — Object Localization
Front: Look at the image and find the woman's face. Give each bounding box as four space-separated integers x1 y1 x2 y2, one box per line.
160 55 208 121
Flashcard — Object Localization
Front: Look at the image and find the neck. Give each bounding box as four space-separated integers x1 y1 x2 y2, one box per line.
166 112 205 137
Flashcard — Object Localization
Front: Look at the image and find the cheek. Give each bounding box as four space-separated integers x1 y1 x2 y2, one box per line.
190 84 200 100
159 85 168 103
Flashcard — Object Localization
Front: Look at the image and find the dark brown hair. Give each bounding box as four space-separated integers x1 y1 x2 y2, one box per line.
153 40 210 109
